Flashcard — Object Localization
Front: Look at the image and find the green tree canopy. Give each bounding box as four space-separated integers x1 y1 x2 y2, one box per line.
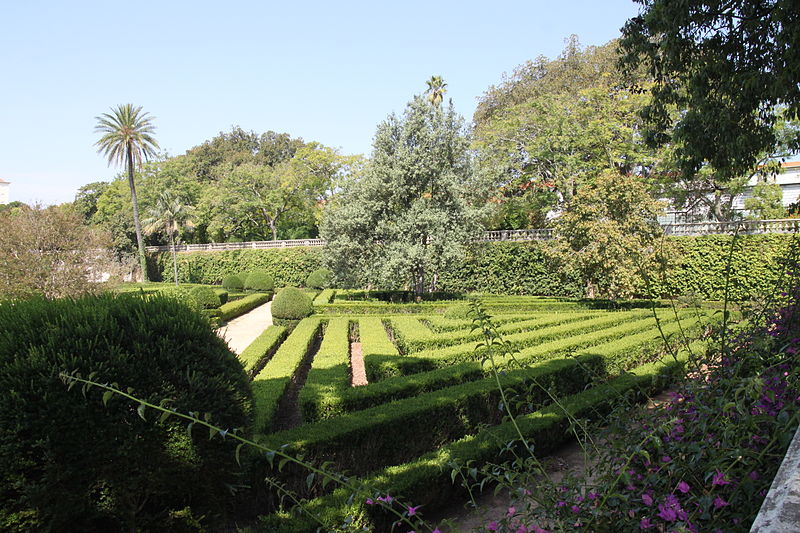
322 93 484 294
620 0 800 180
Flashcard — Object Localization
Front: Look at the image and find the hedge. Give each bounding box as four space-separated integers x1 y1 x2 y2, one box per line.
238 325 288 378
150 247 323 286
259 354 605 478
313 289 336 306
218 292 273 322
302 313 703 421
358 317 401 383
299 318 351 423
150 235 798 300
256 340 705 533
251 318 323 433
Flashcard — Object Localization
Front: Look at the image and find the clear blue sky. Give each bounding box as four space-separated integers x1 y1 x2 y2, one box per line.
0 0 641 205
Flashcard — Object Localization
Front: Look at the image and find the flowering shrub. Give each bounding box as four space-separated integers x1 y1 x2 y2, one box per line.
471 261 800 532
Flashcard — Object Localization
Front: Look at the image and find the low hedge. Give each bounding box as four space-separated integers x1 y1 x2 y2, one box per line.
218 292 273 322
367 311 659 379
238 325 288 378
190 285 221 309
245 271 275 292
312 289 336 306
259 354 606 477
257 341 704 532
358 317 401 383
251 318 323 433
299 318 351 423
222 274 244 291
301 313 704 421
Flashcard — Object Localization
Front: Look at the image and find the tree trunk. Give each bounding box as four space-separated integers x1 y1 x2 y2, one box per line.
270 221 278 241
169 230 178 286
127 149 149 282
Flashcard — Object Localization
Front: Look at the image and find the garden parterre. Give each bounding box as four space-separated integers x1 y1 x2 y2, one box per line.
237 292 721 532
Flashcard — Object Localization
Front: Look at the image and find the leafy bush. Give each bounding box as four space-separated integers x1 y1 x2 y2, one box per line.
157 285 202 312
305 268 333 289
214 288 229 305
443 303 471 319
272 287 314 326
190 285 221 309
0 294 252 532
222 274 244 290
244 271 274 292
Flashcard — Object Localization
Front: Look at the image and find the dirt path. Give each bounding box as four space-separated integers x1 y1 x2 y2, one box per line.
216 301 272 355
350 342 368 386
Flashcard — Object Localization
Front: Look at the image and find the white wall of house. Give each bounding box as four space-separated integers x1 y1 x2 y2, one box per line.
0 181 9 204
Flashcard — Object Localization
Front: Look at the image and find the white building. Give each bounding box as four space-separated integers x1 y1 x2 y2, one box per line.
0 178 9 205
660 161 800 223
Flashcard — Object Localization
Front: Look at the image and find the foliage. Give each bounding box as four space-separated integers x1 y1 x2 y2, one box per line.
0 294 252 531
144 190 194 286
238 325 288 377
94 103 159 281
425 75 447 107
473 37 662 222
443 303 471 320
0 204 113 301
619 0 800 180
190 285 221 309
555 171 666 298
305 268 333 289
271 287 313 323
222 274 244 290
322 90 484 294
475 270 800 532
152 247 323 286
218 292 272 322
745 181 787 220
244 271 275 292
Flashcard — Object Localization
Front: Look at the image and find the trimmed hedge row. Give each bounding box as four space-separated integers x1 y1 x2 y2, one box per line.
367 311 687 380
299 318 351 423
151 235 797 299
312 289 335 305
393 312 605 353
257 340 705 533
251 318 323 433
358 318 400 383
302 313 702 421
238 325 288 378
151 247 323 286
259 354 606 477
218 292 273 322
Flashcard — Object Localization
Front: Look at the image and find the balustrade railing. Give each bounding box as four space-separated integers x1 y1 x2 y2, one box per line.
145 218 799 253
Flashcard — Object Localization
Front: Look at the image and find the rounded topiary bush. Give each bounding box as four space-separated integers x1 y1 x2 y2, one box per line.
305 268 333 289
244 271 274 292
271 287 313 328
222 274 244 291
0 294 252 532
444 302 472 320
157 285 202 312
190 285 221 309
214 288 229 305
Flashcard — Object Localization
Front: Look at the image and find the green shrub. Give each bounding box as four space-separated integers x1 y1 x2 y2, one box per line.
214 288 229 305
443 303 471 319
190 285 221 309
272 287 313 323
238 325 288 377
0 294 252 532
244 271 274 292
156 285 202 312
222 274 244 290
219 292 272 322
305 268 333 289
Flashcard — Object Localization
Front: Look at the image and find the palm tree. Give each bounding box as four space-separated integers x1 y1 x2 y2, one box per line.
425 76 448 107
95 104 159 281
143 191 192 286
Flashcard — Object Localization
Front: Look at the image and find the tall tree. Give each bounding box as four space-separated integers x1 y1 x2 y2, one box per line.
94 104 159 281
425 76 448 107
143 191 193 286
619 0 800 180
322 93 483 295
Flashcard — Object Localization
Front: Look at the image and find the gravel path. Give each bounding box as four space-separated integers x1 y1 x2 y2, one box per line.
350 342 368 386
216 301 272 355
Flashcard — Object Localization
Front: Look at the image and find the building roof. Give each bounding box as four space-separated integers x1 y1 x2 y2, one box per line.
0 178 9 184
782 161 800 169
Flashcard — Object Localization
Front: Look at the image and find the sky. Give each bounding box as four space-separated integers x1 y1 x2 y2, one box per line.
0 0 642 206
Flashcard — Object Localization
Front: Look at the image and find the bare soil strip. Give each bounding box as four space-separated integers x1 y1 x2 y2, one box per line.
350 342 368 386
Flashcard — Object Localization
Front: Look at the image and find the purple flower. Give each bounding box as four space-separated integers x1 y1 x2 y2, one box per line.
556 501 566 508
377 494 394 503
641 493 653 506
713 496 729 509
749 471 759 480
407 505 418 516
661 455 672 463
658 506 677 522
506 506 516 517
365 498 374 505
677 481 691 493
587 491 599 500
711 470 730 486
639 517 653 530
570 505 581 514
487 521 498 531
